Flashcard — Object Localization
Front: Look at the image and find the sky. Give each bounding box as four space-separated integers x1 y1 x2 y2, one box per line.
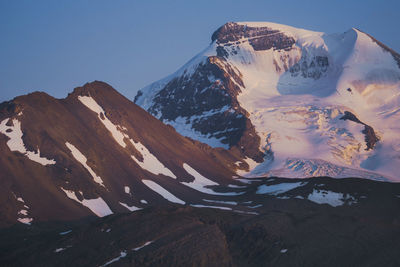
1 0 400 102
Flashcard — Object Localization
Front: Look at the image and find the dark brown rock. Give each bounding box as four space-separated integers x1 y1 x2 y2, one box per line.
340 111 379 150
211 22 295 51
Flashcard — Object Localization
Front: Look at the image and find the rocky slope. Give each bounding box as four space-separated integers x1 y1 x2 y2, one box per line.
0 81 249 227
1 177 400 267
135 22 400 181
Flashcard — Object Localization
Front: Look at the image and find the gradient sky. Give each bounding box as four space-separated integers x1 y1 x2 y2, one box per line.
1 0 399 102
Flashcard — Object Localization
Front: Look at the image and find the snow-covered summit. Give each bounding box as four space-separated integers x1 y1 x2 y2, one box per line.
135 22 400 181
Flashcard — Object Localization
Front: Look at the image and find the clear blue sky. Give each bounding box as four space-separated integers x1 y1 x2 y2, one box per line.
1 0 399 102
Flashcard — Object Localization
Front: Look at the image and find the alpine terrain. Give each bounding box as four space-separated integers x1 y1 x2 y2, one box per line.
1 22 400 267
135 22 400 181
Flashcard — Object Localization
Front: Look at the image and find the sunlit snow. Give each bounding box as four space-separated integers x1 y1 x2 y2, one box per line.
61 188 113 217
137 22 400 181
129 139 176 178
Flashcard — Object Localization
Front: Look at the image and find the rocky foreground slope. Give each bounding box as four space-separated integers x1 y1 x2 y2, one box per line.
1 177 400 267
135 22 400 181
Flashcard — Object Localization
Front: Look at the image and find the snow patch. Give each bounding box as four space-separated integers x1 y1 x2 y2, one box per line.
119 202 141 212
307 189 356 207
236 157 259 176
133 241 153 251
65 142 105 187
190 204 232 211
182 163 242 195
203 199 238 205
78 96 126 147
54 248 66 253
59 230 72 235
0 118 56 165
142 180 185 204
124 186 130 194
100 251 127 267
79 96 176 178
15 196 33 225
61 188 113 217
129 139 176 178
17 217 33 225
256 182 307 195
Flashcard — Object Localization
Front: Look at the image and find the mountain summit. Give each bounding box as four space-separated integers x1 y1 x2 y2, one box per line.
135 22 400 181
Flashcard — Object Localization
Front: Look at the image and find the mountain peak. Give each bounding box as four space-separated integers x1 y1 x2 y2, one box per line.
136 21 400 181
211 21 296 51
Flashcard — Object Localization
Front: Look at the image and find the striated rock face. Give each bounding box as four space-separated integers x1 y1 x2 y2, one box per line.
212 22 295 51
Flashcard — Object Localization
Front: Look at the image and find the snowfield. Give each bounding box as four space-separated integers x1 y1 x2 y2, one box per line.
136 22 400 181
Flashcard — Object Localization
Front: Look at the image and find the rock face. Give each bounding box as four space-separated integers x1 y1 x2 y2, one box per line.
212 22 296 51
0 81 246 227
289 55 329 79
139 55 263 161
340 111 379 150
135 21 400 181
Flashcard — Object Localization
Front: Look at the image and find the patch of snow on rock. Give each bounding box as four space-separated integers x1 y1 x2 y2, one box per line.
17 217 33 225
190 204 232 211
79 96 177 179
54 248 66 253
65 142 105 187
100 251 127 267
256 182 307 195
61 188 113 217
307 189 356 207
78 96 126 147
129 139 176 179
59 230 72 235
182 163 242 195
0 118 56 165
124 186 130 194
133 241 153 251
119 202 141 212
142 180 185 205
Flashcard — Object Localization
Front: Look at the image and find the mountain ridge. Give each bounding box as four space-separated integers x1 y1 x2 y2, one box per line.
0 81 249 227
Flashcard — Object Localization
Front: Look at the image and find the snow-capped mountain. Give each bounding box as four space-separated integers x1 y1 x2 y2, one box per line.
135 22 400 181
